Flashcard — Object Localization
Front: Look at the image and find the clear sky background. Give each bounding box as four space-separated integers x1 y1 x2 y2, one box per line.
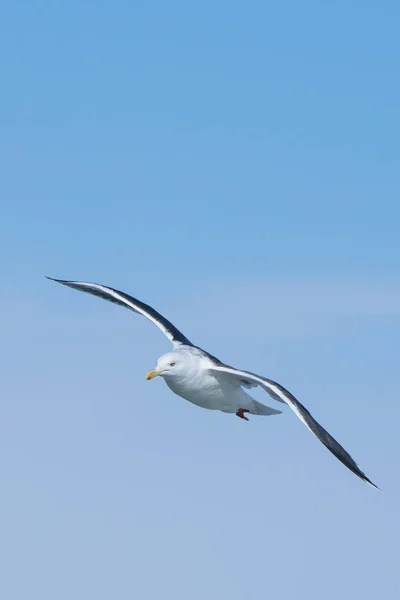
1 2 399 599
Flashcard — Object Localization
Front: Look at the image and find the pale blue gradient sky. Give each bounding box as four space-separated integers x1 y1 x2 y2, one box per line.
1 2 399 599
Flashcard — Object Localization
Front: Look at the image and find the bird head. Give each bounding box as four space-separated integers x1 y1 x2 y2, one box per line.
145 352 186 380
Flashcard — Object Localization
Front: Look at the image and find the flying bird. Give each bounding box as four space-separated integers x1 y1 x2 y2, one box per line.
47 277 378 488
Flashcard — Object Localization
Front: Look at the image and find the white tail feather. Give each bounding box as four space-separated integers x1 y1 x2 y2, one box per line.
250 399 282 416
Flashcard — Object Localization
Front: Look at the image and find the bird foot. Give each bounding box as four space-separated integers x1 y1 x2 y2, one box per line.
236 408 250 421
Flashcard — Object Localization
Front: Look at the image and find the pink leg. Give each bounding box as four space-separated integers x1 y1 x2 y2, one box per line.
236 408 250 421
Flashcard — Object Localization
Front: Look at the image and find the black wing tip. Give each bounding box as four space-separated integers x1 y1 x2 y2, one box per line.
46 276 77 286
338 460 380 490
363 476 380 490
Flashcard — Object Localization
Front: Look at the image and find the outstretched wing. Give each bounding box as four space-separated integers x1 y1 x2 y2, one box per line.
47 277 193 348
208 364 378 488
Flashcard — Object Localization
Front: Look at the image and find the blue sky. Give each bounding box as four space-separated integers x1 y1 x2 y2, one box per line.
1 1 399 598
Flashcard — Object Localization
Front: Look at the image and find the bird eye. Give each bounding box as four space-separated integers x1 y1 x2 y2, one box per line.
169 362 176 367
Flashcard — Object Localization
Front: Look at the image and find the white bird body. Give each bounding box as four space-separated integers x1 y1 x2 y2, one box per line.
164 360 236 411
47 276 378 488
157 348 281 416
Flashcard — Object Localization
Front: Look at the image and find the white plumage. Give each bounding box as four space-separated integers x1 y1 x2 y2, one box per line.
47 277 378 489
152 349 282 417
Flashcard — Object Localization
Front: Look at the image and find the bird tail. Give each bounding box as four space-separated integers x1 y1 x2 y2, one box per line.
250 399 282 416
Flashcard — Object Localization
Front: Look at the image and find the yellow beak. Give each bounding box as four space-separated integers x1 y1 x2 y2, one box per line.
145 369 162 380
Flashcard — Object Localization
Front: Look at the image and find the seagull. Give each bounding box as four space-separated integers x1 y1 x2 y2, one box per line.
47 277 378 488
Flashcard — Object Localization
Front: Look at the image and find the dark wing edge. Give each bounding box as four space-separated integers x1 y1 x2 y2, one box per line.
209 364 379 489
271 380 379 489
46 277 193 348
